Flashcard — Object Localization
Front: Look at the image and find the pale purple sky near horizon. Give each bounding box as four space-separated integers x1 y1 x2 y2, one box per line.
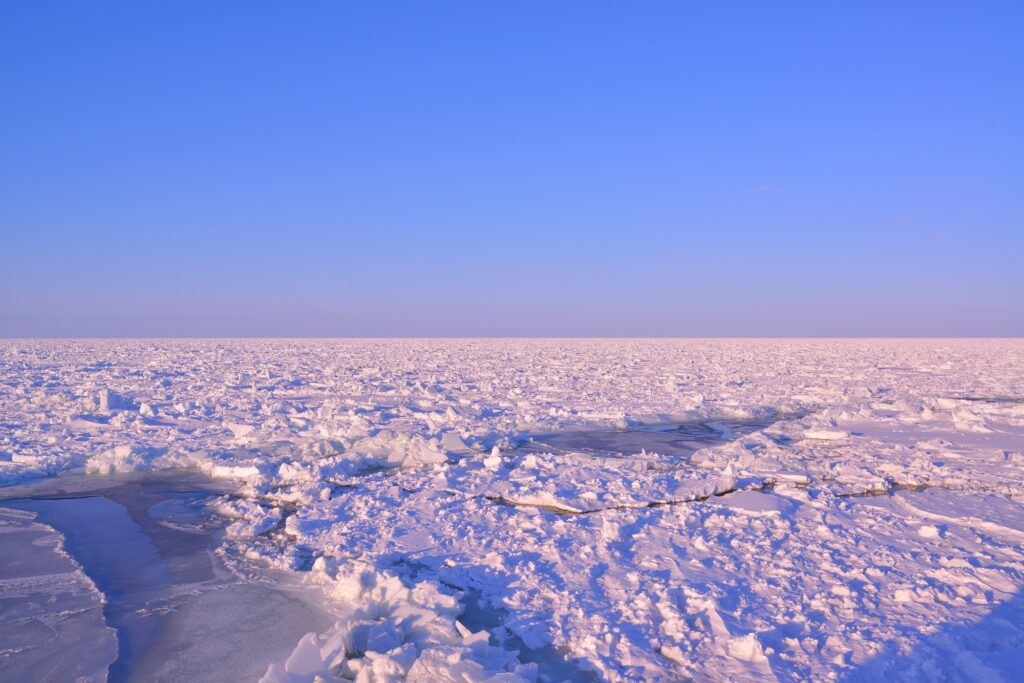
2 2 1022 337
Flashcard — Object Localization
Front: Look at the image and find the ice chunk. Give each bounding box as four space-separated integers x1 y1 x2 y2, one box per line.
98 388 133 411
803 429 849 441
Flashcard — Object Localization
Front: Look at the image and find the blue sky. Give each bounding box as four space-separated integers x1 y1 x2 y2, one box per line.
2 2 1021 336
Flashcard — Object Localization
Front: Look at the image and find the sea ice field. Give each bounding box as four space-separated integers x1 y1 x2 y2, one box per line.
1 339 1023 682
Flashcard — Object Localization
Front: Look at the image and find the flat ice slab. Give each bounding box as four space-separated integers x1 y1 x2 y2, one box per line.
0 507 116 682
0 472 335 683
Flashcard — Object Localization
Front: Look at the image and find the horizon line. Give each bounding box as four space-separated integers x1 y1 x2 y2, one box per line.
2 336 1022 342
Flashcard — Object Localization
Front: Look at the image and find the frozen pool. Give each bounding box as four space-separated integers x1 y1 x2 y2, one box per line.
0 471 334 683
523 417 780 458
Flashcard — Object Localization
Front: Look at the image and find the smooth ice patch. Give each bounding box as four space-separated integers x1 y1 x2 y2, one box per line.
0 508 116 682
0 473 335 682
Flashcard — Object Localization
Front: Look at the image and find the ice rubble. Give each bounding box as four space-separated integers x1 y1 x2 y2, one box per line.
450 450 740 513
2 339 1024 681
260 559 536 683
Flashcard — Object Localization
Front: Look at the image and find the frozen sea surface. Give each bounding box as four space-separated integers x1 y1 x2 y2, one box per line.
0 472 335 682
524 417 783 458
2 339 1024 681
0 506 115 682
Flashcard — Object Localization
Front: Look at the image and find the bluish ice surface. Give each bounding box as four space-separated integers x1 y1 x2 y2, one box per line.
0 472 334 683
524 418 779 458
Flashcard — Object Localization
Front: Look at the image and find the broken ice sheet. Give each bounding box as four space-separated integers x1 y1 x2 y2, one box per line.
1 340 1024 681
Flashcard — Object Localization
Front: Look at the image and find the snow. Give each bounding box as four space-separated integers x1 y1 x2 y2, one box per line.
802 429 849 441
2 339 1024 681
260 558 537 683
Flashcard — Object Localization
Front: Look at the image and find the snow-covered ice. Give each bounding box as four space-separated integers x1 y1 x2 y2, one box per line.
2 339 1024 681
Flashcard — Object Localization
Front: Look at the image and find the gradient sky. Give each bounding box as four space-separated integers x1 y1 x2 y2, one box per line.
2 2 1021 337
